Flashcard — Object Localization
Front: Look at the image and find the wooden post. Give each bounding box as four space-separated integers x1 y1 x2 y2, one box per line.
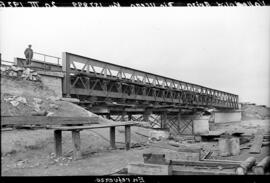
161 111 168 129
252 156 270 175
219 137 231 157
143 109 151 122
106 114 111 120
54 130 62 157
62 52 71 97
230 137 240 156
72 130 82 160
235 157 256 175
125 125 131 150
128 114 132 121
110 127 116 149
121 111 127 121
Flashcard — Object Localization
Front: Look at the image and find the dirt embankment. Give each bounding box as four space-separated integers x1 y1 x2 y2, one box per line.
0 75 105 119
241 103 270 120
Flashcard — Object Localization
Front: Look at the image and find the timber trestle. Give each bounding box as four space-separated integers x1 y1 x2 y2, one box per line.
48 122 138 159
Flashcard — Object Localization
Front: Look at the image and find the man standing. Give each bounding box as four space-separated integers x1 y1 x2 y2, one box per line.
24 44 33 66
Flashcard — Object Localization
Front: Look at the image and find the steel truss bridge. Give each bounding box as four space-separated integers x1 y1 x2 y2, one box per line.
62 52 239 111
61 52 239 135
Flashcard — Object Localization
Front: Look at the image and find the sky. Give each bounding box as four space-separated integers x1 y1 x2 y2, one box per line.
0 7 269 106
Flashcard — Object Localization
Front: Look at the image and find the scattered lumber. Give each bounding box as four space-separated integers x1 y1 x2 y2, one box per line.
252 156 270 175
235 157 256 175
127 162 172 175
249 133 264 154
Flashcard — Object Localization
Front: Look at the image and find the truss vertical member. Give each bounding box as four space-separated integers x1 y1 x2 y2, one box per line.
177 109 181 133
143 109 152 122
121 111 127 122
161 111 168 129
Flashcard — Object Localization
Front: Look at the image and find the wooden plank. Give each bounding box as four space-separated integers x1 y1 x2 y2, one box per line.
72 130 82 160
1 116 99 126
110 127 116 149
202 159 242 164
49 122 138 131
249 134 264 154
127 162 172 175
125 125 131 150
172 167 234 175
171 160 240 168
54 130 62 157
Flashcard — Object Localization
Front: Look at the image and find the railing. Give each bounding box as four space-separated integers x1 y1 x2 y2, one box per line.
0 60 14 66
33 52 61 66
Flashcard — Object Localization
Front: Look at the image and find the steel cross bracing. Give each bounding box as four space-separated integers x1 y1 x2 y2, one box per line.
62 52 238 109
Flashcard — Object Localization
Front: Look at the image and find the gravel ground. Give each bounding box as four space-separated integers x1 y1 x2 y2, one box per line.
2 119 269 176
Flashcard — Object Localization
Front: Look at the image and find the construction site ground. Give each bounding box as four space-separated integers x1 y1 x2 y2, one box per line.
1 71 270 176
1 119 269 176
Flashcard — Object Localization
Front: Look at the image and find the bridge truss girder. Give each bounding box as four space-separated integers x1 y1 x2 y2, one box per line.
62 52 239 109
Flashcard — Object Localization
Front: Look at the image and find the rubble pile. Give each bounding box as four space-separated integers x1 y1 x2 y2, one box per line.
1 65 41 81
241 103 270 120
1 94 101 118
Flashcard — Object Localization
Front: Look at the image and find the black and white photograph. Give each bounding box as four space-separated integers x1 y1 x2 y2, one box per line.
1 1 270 178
